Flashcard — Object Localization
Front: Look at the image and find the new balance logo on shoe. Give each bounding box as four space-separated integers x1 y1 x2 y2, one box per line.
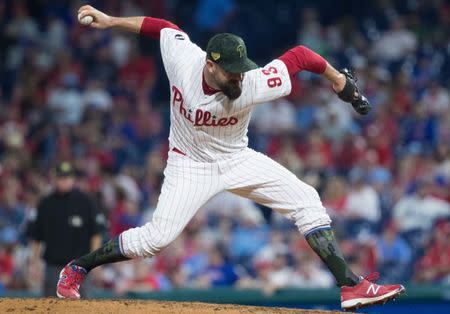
367 283 381 295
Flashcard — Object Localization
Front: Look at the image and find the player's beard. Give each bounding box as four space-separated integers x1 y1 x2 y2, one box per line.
220 80 242 100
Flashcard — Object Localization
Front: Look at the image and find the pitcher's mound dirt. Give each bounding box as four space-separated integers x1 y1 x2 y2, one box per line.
0 298 346 314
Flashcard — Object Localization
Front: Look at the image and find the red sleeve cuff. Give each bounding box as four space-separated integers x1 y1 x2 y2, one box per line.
278 45 327 76
140 17 182 39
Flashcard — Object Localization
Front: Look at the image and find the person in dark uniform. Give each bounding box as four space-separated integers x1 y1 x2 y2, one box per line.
28 162 105 297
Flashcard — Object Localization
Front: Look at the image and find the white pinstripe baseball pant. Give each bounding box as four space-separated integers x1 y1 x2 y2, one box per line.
120 148 331 258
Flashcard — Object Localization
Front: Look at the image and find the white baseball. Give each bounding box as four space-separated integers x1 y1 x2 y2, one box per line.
78 14 94 25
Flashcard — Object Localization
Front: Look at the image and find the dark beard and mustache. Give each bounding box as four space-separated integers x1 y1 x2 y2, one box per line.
218 80 242 100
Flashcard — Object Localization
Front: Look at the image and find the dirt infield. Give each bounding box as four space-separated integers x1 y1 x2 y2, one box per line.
0 298 347 314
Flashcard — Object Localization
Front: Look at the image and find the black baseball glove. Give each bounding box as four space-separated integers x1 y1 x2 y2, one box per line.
337 68 371 115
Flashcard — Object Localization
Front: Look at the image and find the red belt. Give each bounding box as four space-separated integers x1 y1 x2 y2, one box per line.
172 147 186 156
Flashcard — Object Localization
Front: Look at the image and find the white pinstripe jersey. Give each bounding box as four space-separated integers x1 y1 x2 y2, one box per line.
160 28 292 162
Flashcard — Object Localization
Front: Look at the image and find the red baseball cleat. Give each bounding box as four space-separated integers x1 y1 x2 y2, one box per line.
56 261 87 299
340 272 405 310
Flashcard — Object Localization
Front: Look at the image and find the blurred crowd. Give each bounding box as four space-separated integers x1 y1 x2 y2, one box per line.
1 0 450 296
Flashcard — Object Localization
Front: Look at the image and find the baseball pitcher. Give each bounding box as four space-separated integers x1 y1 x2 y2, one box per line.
57 6 404 310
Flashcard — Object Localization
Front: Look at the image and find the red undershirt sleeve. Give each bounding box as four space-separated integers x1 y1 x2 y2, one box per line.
139 17 182 39
278 45 327 76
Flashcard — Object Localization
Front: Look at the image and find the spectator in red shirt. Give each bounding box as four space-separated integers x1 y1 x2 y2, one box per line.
300 129 333 170
0 245 14 291
114 259 159 295
109 187 128 237
118 45 156 93
415 219 450 283
0 227 17 291
322 176 348 219
109 187 142 237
